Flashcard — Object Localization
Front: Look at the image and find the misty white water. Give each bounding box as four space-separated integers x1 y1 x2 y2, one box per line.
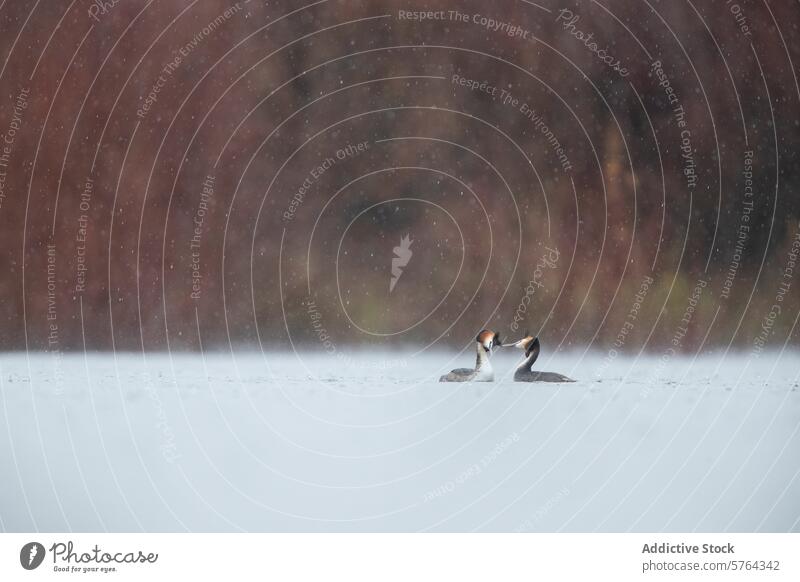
1 350 798 532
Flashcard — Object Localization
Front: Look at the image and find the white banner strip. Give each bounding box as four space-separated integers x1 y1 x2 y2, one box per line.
1 533 797 581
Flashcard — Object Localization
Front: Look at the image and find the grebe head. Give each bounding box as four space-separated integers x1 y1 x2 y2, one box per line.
506 333 539 356
476 329 502 352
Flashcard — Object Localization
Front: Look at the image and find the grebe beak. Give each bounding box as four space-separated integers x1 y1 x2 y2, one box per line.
502 337 526 348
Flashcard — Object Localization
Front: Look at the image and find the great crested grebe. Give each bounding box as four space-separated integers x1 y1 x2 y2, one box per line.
505 334 574 382
439 329 502 382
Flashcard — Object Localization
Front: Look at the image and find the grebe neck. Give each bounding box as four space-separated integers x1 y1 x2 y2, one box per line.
474 342 493 377
516 342 540 373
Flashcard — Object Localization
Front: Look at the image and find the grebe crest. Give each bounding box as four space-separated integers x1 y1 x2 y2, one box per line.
476 329 502 352
507 333 538 357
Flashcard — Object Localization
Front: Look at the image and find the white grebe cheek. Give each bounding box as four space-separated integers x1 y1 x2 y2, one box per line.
476 329 496 350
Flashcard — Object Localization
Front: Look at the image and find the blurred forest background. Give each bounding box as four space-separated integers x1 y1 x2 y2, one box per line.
0 0 798 353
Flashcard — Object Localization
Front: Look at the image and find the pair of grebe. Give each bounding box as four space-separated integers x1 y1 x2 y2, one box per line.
439 330 574 383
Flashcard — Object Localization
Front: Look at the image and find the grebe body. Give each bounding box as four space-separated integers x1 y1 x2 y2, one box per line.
506 336 574 383
440 330 501 382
